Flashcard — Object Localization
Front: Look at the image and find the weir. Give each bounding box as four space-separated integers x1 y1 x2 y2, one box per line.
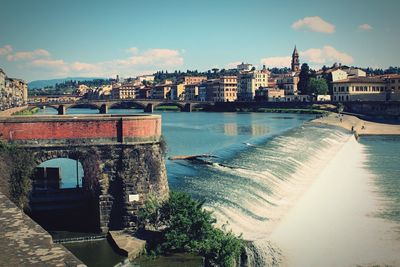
0 114 169 233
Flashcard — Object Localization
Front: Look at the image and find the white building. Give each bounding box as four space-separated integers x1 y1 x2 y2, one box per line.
237 62 253 72
237 69 269 101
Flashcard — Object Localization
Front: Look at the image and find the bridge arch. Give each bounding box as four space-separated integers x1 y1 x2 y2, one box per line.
153 102 185 111
33 104 59 112
109 101 147 111
66 103 101 113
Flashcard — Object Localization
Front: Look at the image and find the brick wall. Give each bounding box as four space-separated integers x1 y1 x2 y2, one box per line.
0 115 161 143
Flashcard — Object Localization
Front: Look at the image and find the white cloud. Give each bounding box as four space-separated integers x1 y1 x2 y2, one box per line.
292 16 335 34
125 47 139 54
7 49 50 61
358 24 373 31
226 61 242 69
260 56 291 68
302 45 353 65
260 45 353 68
0 45 13 56
14 47 184 79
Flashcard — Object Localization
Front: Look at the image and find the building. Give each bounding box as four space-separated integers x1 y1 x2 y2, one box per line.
1 76 28 109
237 62 253 72
137 75 155 83
200 76 237 102
382 74 400 101
219 76 237 102
277 73 299 95
151 83 172 99
182 76 207 85
344 67 366 78
170 83 185 100
291 46 300 72
255 88 285 102
111 82 137 99
136 87 151 99
184 84 199 101
237 69 269 101
332 77 387 102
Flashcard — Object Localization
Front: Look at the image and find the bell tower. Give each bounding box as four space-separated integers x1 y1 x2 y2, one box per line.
291 46 300 72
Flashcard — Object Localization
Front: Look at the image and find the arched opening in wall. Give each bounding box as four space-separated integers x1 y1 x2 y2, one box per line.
28 158 99 233
109 101 145 114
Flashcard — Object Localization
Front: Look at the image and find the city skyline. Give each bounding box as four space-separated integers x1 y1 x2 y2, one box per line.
1 0 399 81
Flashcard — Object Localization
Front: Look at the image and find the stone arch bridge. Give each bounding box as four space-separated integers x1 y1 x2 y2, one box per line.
29 99 215 115
0 114 169 233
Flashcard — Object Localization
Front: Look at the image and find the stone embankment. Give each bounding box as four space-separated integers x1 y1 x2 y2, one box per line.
0 192 85 266
0 106 28 116
313 113 400 136
108 231 146 260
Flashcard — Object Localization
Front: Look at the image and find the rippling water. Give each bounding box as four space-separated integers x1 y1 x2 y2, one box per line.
33 108 400 266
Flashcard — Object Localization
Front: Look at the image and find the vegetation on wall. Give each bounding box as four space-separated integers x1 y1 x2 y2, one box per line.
139 191 243 267
0 142 35 210
13 107 39 116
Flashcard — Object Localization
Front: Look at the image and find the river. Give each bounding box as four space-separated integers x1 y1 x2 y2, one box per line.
34 107 400 266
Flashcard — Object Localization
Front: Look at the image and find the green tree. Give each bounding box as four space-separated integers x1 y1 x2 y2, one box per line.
298 63 311 95
0 142 35 210
308 77 328 95
139 191 243 266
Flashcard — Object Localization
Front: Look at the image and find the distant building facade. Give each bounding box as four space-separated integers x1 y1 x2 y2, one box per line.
0 68 28 110
332 77 387 101
237 69 269 101
182 76 207 85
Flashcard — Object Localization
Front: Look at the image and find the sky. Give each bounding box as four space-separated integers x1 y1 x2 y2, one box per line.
0 0 399 82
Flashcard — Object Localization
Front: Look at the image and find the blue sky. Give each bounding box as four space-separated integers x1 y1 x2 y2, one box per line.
0 0 399 81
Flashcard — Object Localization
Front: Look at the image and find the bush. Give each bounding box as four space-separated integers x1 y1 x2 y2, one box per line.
139 191 243 266
0 142 35 210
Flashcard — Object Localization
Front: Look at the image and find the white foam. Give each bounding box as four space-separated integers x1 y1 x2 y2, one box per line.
269 137 400 267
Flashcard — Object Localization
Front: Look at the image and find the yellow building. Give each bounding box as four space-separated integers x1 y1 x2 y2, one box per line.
183 76 207 85
170 83 185 100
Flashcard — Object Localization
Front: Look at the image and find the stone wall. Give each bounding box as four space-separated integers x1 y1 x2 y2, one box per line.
0 192 85 266
0 115 169 233
23 142 169 233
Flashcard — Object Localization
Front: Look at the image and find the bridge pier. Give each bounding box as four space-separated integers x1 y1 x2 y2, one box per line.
100 104 108 114
57 105 66 115
183 103 192 112
144 103 154 113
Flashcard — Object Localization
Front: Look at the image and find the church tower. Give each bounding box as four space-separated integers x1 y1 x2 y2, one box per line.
291 46 300 72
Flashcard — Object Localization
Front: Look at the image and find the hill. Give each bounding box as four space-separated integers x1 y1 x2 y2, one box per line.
28 77 103 89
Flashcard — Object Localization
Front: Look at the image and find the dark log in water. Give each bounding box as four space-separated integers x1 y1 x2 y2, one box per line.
168 154 217 161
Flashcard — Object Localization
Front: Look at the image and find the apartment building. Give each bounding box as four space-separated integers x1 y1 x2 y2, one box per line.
237 70 269 101
332 77 387 101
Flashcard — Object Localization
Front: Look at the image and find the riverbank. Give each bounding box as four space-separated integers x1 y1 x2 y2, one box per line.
0 106 28 116
313 112 400 136
269 136 400 266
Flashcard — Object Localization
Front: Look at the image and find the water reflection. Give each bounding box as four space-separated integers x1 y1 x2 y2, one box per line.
219 123 269 136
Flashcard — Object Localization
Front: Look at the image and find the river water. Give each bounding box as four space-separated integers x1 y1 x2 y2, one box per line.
34 107 400 266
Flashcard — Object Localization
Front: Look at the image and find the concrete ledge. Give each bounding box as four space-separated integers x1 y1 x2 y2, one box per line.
0 192 85 266
108 231 146 260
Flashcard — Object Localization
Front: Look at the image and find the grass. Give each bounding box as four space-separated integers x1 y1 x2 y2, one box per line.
257 108 331 115
13 107 40 115
155 105 181 111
